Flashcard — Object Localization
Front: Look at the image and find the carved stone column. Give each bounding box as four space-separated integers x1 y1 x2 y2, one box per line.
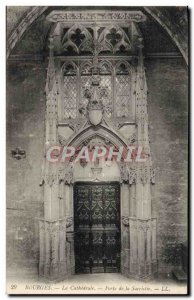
123 39 157 280
120 173 130 276
39 37 70 281
59 171 75 277
39 219 67 281
121 215 130 277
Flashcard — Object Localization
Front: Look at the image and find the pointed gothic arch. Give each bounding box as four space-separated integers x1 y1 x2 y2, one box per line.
7 7 188 64
38 9 157 282
67 124 128 149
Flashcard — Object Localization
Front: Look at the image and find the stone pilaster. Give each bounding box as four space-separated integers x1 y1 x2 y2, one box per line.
39 219 67 281
120 181 130 276
39 36 71 281
125 38 157 280
128 217 157 279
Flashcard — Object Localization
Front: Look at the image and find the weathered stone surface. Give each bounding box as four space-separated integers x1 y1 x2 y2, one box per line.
146 58 188 275
7 55 188 279
7 62 45 277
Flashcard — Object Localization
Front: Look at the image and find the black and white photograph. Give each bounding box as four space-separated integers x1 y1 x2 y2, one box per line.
6 6 189 295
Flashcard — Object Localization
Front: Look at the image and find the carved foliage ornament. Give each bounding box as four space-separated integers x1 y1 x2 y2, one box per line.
44 173 58 186
58 166 73 185
135 166 155 185
43 166 74 186
46 11 146 23
120 165 155 185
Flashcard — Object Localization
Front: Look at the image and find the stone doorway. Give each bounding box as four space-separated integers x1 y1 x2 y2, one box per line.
74 182 121 274
39 9 158 282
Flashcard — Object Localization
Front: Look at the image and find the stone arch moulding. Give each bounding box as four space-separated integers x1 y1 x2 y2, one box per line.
62 124 129 182
7 6 188 64
40 11 158 276
68 131 122 182
65 124 128 149
13 6 163 282
40 111 158 281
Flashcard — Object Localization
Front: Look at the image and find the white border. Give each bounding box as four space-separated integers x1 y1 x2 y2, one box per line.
1 2 191 299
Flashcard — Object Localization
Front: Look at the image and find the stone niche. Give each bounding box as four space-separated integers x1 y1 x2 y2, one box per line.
38 9 157 282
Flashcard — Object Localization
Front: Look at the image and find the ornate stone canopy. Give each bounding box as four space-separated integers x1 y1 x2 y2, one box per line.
33 8 158 281
7 7 188 63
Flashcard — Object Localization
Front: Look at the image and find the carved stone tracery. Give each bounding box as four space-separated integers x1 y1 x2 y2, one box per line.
40 9 157 282
62 24 93 54
46 11 146 23
120 165 156 185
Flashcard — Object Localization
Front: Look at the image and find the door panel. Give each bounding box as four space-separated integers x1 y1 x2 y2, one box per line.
74 182 120 273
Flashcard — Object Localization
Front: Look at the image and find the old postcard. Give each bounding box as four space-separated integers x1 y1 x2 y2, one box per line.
6 6 189 295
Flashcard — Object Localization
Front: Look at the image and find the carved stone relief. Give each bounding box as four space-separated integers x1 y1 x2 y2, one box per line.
39 9 157 282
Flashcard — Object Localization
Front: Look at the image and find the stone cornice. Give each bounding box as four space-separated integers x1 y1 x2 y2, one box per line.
46 10 146 24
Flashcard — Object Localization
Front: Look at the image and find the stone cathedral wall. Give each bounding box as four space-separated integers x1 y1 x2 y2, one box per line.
6 57 188 279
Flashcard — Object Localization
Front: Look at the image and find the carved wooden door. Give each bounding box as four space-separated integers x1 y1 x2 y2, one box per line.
74 182 121 273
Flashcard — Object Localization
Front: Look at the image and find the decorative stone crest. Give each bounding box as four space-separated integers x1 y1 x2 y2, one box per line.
11 147 26 160
86 75 104 126
122 216 129 226
66 217 73 228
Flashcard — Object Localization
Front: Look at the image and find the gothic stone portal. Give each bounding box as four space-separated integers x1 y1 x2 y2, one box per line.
74 182 121 274
39 9 157 282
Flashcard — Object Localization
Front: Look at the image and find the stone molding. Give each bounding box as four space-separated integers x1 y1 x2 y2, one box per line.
7 7 188 64
46 10 146 23
39 11 157 281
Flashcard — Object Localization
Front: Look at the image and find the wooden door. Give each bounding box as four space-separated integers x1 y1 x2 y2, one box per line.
74 182 121 273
